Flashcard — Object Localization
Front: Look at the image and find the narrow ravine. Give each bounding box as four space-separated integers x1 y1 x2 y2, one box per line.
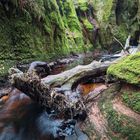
0 1 139 140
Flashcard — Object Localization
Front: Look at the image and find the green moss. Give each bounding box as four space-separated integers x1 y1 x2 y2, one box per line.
93 0 139 49
91 0 116 48
93 0 114 23
106 109 140 140
0 60 14 76
63 1 83 37
62 1 85 51
0 16 47 58
81 18 93 31
107 53 140 85
0 0 86 76
112 24 128 44
0 6 47 75
122 91 140 113
75 0 88 11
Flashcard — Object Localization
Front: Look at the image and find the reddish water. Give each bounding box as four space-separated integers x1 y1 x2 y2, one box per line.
78 83 107 96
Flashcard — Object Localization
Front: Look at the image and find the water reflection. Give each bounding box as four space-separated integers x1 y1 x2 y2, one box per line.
78 83 107 96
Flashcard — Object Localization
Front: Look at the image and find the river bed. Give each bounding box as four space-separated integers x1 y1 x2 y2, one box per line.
0 55 107 140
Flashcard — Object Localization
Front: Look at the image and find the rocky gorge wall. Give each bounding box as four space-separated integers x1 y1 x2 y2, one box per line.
0 0 95 76
0 0 139 76
93 0 140 51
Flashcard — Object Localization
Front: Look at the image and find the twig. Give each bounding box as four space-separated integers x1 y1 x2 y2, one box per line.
113 36 130 54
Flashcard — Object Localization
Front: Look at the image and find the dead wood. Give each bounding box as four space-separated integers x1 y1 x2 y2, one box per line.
9 58 122 118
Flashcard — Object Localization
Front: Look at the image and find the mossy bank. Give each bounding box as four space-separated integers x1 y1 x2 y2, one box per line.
0 0 95 76
107 52 140 85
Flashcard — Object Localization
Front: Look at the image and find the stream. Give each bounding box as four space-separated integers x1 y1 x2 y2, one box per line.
0 54 108 140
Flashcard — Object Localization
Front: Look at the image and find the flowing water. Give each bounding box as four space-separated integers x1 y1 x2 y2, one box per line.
0 55 107 140
0 88 78 140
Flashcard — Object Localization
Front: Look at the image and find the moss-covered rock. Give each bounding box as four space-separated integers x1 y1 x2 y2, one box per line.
61 0 84 50
0 0 95 76
0 0 139 76
107 53 140 85
93 0 140 50
74 0 96 49
81 18 94 31
74 0 88 11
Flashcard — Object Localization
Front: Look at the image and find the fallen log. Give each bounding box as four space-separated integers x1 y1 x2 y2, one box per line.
41 61 110 90
16 57 80 77
9 60 114 115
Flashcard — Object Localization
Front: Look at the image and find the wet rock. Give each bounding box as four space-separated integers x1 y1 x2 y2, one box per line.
65 124 89 140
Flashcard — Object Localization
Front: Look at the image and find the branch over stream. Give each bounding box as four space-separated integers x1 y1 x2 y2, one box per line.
9 58 122 117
